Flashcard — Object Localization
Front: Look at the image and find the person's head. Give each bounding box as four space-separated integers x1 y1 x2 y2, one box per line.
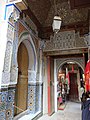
86 91 90 98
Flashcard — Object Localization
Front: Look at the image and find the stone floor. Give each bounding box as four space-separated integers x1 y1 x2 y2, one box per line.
38 102 82 120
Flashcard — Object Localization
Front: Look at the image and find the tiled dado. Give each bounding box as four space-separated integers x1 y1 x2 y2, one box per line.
28 85 36 113
0 84 42 119
0 88 15 120
28 84 42 114
35 85 42 112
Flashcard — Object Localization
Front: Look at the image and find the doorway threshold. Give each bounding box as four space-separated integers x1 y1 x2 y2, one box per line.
18 111 41 120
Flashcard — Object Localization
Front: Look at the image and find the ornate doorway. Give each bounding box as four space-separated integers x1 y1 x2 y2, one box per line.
14 42 29 116
56 59 84 108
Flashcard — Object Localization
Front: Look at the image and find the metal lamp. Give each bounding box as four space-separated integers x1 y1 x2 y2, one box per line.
52 0 62 33
52 15 61 33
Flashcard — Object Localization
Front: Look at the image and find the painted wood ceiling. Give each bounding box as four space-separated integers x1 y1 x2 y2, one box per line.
23 0 90 39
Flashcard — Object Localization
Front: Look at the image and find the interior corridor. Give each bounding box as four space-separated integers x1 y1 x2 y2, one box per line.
38 102 81 120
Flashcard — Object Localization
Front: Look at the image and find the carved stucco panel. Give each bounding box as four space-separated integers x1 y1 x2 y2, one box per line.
44 30 87 52
10 24 18 83
2 39 13 84
10 67 18 83
3 41 12 72
2 4 20 85
75 32 87 48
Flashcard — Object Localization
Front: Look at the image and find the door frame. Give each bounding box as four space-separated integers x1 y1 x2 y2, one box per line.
54 59 58 112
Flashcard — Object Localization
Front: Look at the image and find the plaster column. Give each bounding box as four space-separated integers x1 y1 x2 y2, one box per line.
47 56 51 115
1 2 20 87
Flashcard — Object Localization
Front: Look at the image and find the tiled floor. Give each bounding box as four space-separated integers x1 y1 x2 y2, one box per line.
38 102 82 120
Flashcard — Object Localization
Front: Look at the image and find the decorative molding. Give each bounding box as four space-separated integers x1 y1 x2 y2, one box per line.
19 32 37 71
28 81 43 85
5 4 20 25
7 0 28 10
70 0 90 9
22 15 38 36
56 57 84 73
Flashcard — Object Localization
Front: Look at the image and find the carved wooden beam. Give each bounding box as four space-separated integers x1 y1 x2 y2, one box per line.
70 0 90 9
22 7 42 31
40 21 89 40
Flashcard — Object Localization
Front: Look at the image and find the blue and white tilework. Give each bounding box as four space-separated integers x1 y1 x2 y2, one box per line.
28 84 42 114
28 85 36 114
0 89 15 120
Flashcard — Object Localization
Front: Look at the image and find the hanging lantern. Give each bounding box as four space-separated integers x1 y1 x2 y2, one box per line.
52 16 62 33
52 0 62 34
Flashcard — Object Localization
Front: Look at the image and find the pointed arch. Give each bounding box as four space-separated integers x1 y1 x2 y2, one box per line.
18 31 37 72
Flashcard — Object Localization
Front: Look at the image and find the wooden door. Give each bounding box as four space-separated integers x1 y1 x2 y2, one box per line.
14 42 28 116
69 73 79 101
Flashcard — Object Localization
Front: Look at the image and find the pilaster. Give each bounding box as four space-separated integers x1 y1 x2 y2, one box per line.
1 3 20 88
0 1 21 120
27 40 43 114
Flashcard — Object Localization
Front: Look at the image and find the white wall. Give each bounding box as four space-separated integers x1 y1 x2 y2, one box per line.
0 0 7 88
54 59 58 112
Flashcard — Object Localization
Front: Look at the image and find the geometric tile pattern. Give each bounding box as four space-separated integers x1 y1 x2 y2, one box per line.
28 85 36 114
28 84 42 114
6 89 15 120
35 85 40 112
0 91 7 112
0 89 15 120
0 112 6 120
0 91 7 120
0 85 42 119
35 85 42 112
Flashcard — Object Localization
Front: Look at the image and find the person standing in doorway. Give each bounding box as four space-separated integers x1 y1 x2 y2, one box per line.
82 91 90 120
